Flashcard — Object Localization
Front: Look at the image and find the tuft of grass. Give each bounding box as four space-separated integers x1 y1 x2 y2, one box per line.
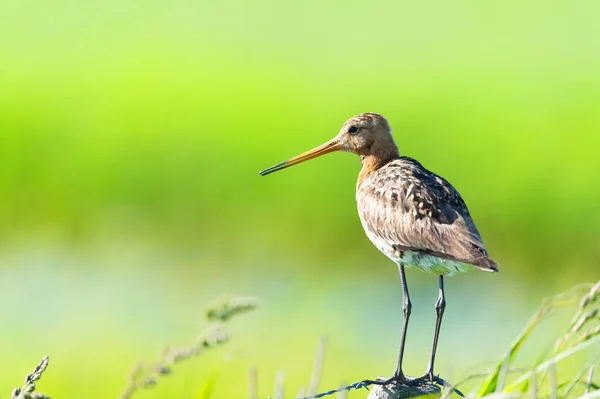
118 295 257 399
27 280 588 399
10 356 50 399
280 281 599 399
475 280 600 398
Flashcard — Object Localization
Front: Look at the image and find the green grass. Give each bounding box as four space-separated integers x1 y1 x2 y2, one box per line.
10 282 598 399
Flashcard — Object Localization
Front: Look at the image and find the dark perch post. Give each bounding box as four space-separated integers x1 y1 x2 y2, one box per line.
367 380 441 399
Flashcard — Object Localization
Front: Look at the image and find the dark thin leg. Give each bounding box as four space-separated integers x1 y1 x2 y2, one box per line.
393 262 412 383
425 275 446 380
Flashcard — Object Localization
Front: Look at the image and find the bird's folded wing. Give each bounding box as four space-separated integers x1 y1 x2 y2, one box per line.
358 158 498 271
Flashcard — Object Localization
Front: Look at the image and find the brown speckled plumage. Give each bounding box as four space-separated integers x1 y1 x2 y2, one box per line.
357 156 497 271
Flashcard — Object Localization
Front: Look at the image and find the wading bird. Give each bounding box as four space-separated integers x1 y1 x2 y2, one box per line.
259 113 498 385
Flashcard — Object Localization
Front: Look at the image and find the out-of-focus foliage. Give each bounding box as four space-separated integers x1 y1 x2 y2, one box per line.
0 0 598 398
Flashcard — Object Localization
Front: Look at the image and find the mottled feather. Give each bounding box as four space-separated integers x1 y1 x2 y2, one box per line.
357 156 498 272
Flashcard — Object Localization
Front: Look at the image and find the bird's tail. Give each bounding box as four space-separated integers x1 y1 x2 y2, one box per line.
475 257 499 272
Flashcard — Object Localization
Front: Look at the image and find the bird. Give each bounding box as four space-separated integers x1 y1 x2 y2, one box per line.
259 112 498 386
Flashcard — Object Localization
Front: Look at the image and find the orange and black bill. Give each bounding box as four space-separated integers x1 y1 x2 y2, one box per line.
259 139 342 176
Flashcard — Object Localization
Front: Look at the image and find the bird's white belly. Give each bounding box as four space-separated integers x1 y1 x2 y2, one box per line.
364 229 474 276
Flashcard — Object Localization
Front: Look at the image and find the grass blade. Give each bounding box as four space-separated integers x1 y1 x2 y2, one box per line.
307 336 327 396
559 358 599 398
504 334 600 392
274 370 285 399
196 368 217 399
478 306 550 396
586 365 595 395
576 390 600 399
249 367 258 399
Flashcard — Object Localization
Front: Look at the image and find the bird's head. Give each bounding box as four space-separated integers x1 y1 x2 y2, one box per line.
259 113 398 176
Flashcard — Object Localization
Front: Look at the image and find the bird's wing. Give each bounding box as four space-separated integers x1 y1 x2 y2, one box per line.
357 157 498 271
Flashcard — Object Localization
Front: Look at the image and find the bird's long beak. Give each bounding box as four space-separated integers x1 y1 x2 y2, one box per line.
259 139 342 176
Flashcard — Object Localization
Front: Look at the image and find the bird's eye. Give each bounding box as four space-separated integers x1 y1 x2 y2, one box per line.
348 125 360 135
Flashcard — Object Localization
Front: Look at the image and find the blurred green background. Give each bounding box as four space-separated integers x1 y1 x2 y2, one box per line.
0 0 599 397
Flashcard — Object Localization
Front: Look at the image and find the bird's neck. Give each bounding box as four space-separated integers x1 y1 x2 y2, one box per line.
357 142 400 186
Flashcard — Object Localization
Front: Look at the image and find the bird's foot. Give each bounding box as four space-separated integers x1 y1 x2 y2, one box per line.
409 372 464 397
360 372 464 397
360 373 464 397
360 372 439 387
409 370 436 384
360 372 408 387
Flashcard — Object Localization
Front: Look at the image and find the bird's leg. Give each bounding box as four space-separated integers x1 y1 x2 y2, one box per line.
424 275 446 381
392 262 412 383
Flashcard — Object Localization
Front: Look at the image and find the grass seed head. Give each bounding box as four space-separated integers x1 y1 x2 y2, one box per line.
205 296 258 321
571 309 599 333
579 280 600 309
11 356 50 399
